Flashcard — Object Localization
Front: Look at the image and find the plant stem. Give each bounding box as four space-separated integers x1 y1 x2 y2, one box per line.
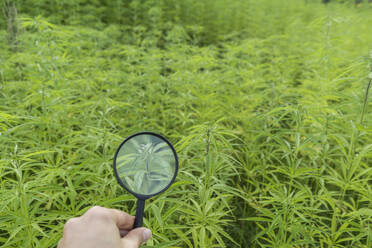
360 78 371 125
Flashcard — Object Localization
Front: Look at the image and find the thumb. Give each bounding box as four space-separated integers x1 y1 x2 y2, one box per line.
121 228 152 248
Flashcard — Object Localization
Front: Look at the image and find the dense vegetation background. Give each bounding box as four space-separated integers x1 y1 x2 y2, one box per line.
0 0 371 247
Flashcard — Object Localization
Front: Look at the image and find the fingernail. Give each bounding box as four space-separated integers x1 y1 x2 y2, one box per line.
142 228 152 242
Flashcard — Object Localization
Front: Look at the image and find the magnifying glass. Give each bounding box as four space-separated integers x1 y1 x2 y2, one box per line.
113 132 178 228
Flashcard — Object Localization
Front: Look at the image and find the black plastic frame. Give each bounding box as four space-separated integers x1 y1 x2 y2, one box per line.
113 131 179 200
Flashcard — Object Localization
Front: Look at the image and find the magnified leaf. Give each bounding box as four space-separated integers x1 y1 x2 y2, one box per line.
115 134 176 195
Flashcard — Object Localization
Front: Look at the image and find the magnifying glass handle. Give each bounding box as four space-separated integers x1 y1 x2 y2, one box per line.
133 199 145 228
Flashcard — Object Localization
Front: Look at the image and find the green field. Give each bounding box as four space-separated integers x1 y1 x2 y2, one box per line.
0 0 372 247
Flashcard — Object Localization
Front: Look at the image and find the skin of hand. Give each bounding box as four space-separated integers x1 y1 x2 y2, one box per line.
58 206 152 248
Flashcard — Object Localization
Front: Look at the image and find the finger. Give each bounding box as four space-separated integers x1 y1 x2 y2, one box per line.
57 238 63 248
84 206 135 229
108 208 135 229
120 229 129 237
121 228 152 248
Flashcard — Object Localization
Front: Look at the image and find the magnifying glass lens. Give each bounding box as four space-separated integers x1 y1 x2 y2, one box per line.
115 133 177 197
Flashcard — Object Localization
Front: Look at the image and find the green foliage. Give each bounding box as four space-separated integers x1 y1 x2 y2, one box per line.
0 0 372 247
5 0 367 46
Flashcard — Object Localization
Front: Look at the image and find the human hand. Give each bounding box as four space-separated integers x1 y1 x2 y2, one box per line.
58 206 152 248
